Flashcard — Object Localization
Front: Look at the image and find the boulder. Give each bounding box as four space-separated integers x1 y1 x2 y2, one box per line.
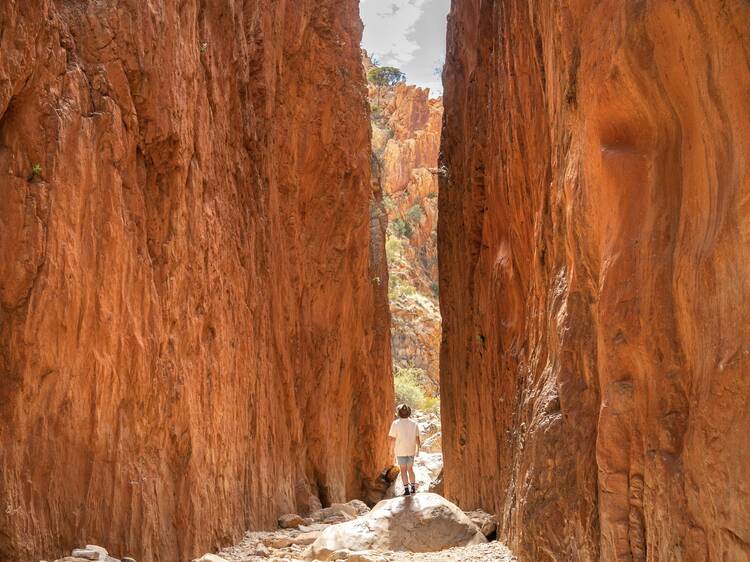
71 548 104 561
278 513 305 528
311 500 368 524
66 545 121 562
305 493 485 559
345 500 370 516
290 531 322 546
263 536 293 549
325 551 387 562
465 509 498 537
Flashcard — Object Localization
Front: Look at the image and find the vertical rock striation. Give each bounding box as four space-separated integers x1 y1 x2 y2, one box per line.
0 1 392 561
440 1 750 561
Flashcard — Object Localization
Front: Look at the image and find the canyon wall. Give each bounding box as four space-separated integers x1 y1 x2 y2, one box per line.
0 1 392 561
368 75 442 393
440 1 750 561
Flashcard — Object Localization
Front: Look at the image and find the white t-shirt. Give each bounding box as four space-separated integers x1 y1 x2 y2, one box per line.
388 418 420 457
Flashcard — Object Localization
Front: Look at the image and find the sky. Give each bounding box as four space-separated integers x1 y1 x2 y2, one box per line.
360 0 450 97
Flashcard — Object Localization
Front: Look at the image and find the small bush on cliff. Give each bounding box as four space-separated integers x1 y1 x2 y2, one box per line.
386 236 404 263
383 195 396 213
388 272 417 301
27 163 42 182
394 368 426 408
391 217 413 238
406 204 423 224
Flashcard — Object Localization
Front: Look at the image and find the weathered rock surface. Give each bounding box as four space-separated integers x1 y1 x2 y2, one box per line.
440 1 750 561
464 511 497 539
305 493 485 560
0 2 392 561
279 515 306 530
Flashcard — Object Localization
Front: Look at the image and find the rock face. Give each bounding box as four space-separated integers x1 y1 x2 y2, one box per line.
305 493 485 560
0 2 392 561
440 1 750 561
367 67 442 392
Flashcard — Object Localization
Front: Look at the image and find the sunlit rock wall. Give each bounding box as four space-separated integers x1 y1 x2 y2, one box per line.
0 1 392 561
440 1 750 560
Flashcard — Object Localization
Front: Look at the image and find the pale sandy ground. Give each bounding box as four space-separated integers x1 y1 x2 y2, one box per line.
389 542 517 561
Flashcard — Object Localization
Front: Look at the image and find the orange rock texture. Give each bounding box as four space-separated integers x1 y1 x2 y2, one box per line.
0 2 392 561
368 74 442 391
440 1 750 561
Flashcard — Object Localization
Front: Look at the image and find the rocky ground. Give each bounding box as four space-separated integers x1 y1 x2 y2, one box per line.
212 497 515 562
217 533 516 562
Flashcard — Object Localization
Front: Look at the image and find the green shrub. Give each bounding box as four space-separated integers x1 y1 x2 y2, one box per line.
394 368 426 408
421 396 440 415
430 281 439 298
388 276 416 301
406 204 423 223
385 235 403 263
27 163 41 182
427 191 438 199
391 217 413 238
383 194 396 212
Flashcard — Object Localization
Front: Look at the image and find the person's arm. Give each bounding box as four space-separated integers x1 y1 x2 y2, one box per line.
388 422 397 460
415 427 421 457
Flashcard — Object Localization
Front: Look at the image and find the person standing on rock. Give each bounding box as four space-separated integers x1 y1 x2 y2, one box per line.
388 403 421 496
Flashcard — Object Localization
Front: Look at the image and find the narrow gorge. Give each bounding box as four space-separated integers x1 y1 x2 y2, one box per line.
2 1 750 562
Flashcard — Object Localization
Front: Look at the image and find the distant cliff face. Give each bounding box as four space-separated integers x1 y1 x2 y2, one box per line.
440 1 750 561
0 2 392 561
368 75 442 392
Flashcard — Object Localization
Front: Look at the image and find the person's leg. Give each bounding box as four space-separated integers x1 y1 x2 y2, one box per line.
407 463 416 488
397 457 410 495
399 464 409 486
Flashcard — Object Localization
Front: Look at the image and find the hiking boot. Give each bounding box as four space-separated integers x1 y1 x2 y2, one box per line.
402 486 411 497
410 483 417 494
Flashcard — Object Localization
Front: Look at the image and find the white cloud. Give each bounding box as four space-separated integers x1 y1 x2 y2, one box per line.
360 0 449 96
360 0 432 67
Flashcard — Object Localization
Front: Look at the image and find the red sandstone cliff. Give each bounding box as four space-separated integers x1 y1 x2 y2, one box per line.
440 1 750 561
0 2 392 561
368 71 442 392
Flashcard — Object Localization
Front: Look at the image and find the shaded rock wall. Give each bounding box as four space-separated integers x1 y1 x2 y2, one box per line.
439 1 750 561
0 1 392 561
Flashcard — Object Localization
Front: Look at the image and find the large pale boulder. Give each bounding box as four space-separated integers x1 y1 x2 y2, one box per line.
305 493 485 560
